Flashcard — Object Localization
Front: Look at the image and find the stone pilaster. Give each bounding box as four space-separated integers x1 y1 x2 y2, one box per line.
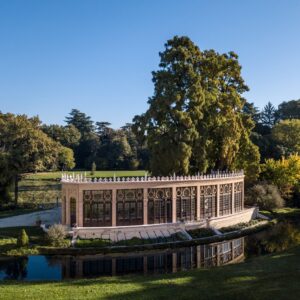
242 181 244 211
172 186 177 223
143 188 148 225
231 183 235 214
65 188 70 226
61 188 65 225
78 187 83 227
216 184 220 218
112 189 117 227
196 185 200 221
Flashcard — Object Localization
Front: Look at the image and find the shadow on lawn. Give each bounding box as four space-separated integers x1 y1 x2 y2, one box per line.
0 247 300 299
54 246 300 300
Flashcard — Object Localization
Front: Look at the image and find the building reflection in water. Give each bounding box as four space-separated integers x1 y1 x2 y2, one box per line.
62 237 244 279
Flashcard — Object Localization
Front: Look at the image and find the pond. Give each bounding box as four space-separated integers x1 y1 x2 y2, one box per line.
0 221 299 281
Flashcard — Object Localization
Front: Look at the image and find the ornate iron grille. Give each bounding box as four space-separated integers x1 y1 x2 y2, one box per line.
148 188 172 224
200 185 217 219
219 184 232 216
83 190 112 227
116 189 143 226
176 186 197 222
234 182 243 212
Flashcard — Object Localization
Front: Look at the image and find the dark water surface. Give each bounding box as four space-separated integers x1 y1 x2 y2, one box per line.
0 222 299 281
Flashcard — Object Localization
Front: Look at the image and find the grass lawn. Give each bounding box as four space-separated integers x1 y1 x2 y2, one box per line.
25 170 148 180
0 245 300 299
260 207 300 220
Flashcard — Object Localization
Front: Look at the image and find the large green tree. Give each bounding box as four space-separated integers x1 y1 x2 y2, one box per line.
41 124 81 148
276 99 300 121
65 109 94 135
193 49 259 177
260 101 277 128
133 36 260 180
133 36 205 175
272 119 300 155
0 113 74 204
65 109 98 168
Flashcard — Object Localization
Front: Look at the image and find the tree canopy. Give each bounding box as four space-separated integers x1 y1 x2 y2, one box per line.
65 109 94 135
133 36 260 180
0 113 75 203
272 119 300 155
276 99 300 120
41 124 81 149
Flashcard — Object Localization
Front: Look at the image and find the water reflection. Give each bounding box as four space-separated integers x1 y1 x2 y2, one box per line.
0 238 244 281
0 257 28 280
61 238 244 279
245 221 300 257
0 256 61 281
2 222 299 281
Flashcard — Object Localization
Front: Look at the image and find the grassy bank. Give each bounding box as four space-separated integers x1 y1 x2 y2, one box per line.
1 245 300 300
0 220 271 256
260 207 300 220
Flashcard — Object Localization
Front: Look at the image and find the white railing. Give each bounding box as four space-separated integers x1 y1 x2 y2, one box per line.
61 170 244 184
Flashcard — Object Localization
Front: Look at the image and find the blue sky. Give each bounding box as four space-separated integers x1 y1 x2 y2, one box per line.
0 0 300 128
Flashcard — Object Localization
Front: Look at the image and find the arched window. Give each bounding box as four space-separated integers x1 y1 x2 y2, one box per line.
83 190 112 227
148 188 172 224
116 189 143 226
200 185 217 219
234 182 243 212
219 184 232 216
176 187 197 222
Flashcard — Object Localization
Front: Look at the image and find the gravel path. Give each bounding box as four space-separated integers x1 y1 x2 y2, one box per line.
0 207 61 228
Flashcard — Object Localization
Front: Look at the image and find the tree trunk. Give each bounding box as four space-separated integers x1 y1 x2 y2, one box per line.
14 174 19 207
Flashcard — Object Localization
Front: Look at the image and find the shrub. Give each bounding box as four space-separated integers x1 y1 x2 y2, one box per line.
246 183 285 211
47 224 66 247
76 239 111 248
188 228 215 239
260 154 300 199
17 229 29 247
219 220 260 233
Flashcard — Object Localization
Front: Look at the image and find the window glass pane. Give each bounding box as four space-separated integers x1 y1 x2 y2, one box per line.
105 203 111 221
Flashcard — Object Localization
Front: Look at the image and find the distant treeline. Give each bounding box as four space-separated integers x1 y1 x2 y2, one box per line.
42 109 148 171
43 98 300 173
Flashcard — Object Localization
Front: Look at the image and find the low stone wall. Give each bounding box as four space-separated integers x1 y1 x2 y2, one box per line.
73 207 258 241
73 222 188 242
209 207 258 229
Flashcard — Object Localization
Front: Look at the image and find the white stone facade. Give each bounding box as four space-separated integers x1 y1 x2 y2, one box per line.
61 171 254 236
